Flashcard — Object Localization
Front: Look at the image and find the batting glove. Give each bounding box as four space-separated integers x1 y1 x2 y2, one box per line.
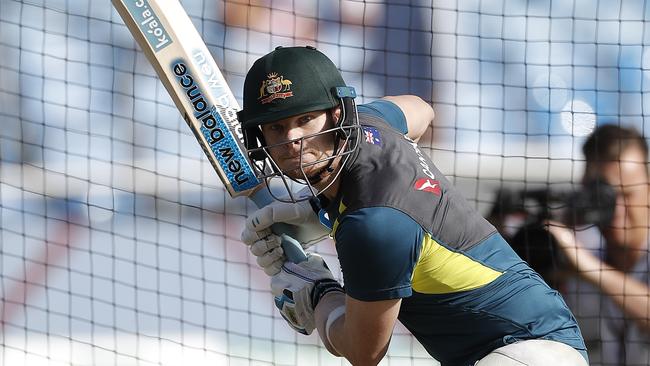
271 253 344 335
241 189 330 275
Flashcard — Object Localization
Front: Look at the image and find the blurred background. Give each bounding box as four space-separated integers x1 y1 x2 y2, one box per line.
1 0 649 365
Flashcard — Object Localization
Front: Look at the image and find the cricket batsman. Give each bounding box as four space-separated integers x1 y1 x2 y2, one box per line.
238 46 589 366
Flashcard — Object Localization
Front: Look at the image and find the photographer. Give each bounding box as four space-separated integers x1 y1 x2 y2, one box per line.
546 125 650 365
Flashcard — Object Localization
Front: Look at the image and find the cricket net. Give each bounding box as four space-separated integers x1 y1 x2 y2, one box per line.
1 1 649 365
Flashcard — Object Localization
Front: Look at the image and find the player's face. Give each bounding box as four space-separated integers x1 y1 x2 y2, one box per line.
261 109 339 182
596 145 649 250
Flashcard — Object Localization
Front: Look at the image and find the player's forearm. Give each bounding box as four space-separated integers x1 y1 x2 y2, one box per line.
314 291 346 356
314 292 390 365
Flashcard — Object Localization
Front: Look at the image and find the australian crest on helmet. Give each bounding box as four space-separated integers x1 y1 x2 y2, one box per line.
259 72 293 104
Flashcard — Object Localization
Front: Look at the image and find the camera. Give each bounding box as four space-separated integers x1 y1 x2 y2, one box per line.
488 179 617 286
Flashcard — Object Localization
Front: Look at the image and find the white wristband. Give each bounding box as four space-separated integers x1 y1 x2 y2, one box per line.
325 305 346 346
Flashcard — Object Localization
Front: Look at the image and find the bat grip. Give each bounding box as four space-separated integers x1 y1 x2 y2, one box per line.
275 226 309 264
250 189 308 264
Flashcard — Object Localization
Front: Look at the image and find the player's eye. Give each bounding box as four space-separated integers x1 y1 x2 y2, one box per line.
266 124 283 133
298 115 313 125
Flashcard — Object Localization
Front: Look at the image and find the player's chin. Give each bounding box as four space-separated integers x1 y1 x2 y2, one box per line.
275 161 304 179
280 161 322 180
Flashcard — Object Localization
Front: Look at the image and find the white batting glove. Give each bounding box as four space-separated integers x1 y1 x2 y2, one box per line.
241 190 330 275
271 253 344 335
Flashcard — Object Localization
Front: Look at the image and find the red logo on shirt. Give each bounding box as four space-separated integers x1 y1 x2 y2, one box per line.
414 178 441 195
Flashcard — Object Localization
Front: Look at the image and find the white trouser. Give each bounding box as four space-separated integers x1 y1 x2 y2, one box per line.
475 339 588 366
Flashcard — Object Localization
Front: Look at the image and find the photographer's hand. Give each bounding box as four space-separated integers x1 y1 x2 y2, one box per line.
546 220 650 333
545 221 601 273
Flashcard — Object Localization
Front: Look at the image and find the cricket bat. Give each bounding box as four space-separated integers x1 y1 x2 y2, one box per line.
112 0 307 263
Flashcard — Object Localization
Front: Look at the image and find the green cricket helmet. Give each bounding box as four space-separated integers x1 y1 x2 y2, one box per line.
237 46 359 202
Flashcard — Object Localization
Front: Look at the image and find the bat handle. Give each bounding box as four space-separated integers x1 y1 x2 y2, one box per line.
275 225 309 264
250 189 308 264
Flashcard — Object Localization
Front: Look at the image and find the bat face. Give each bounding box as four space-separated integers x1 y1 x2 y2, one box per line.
112 0 260 197
171 59 260 193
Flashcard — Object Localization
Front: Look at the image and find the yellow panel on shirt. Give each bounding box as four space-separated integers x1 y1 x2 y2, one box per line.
411 234 503 294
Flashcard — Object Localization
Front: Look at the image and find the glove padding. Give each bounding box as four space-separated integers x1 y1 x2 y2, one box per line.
271 253 344 335
241 191 330 275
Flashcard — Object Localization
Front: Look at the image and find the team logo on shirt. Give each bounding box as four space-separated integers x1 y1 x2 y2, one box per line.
362 126 382 146
414 178 441 195
258 72 293 104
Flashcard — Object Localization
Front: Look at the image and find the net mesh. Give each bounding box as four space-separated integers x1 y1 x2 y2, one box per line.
1 0 649 365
